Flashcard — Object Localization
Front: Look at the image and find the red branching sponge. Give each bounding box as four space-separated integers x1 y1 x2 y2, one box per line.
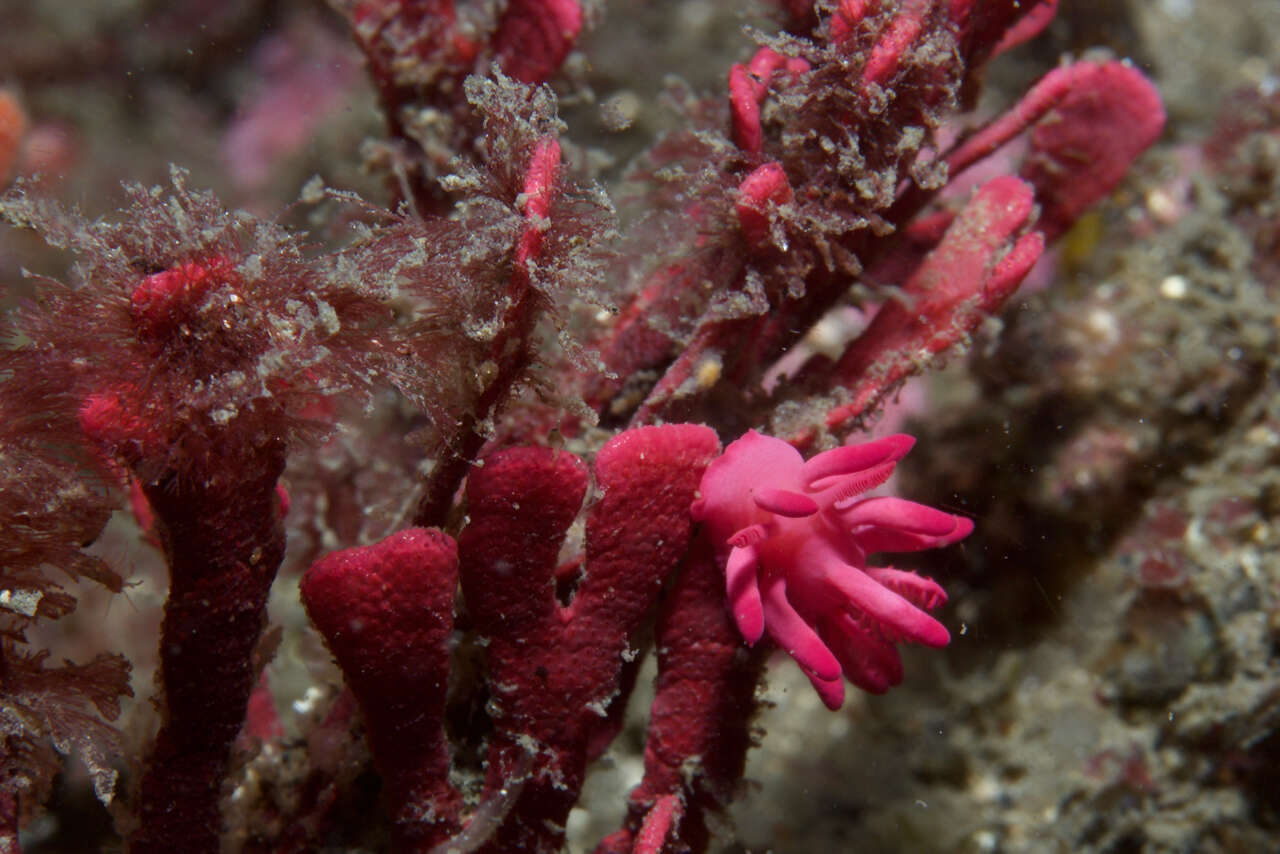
491 0 583 84
597 535 765 854
457 423 720 853
1019 61 1167 241
736 161 794 249
693 430 972 710
822 175 1043 434
1 169 394 852
0 88 25 182
301 528 461 851
729 48 810 155
129 446 288 853
413 132 565 526
585 0 1163 448
295 425 720 852
92 243 376 851
344 0 582 212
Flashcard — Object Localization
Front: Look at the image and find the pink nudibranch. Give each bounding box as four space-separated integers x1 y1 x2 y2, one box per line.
692 430 972 710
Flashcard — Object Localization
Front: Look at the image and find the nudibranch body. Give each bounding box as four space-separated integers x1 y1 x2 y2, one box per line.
692 430 973 709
